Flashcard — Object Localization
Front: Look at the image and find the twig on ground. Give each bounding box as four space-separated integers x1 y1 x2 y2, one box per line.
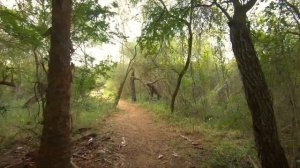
72 154 89 160
180 135 192 142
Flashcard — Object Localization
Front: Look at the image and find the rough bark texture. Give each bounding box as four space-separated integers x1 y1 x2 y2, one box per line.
37 0 72 167
130 69 137 102
229 10 289 168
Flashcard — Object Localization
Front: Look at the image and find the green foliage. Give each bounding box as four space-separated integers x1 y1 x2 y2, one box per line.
72 97 113 129
0 0 117 148
72 58 117 99
209 140 255 168
138 0 189 54
0 98 42 146
0 5 44 47
72 0 116 43
138 99 256 167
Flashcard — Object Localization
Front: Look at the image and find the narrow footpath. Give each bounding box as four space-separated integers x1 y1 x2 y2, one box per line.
101 100 206 168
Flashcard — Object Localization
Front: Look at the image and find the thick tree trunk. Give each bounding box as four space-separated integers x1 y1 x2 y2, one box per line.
229 13 289 167
130 69 137 102
37 0 72 168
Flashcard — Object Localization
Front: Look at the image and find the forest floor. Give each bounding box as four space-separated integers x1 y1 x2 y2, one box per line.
0 100 209 168
74 100 208 168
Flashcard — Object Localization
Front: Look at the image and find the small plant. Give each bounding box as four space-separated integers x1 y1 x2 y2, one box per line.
208 140 256 168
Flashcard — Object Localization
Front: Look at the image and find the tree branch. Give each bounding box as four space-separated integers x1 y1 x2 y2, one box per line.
281 0 300 19
148 78 165 85
157 0 190 26
232 0 242 9
193 3 213 8
243 0 257 12
0 81 16 87
213 0 232 20
286 30 300 36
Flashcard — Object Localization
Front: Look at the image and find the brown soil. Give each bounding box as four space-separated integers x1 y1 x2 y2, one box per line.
97 100 207 168
0 100 207 168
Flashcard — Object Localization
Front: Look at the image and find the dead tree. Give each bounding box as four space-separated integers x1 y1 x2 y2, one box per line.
114 44 138 107
146 80 161 100
130 69 137 102
134 77 162 100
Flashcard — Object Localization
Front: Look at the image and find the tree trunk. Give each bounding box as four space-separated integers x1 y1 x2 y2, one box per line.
130 69 137 102
228 12 289 168
37 0 72 167
114 69 131 107
113 45 137 107
170 3 193 112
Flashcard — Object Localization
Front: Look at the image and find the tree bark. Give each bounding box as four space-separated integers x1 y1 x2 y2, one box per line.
228 8 289 168
130 69 137 102
37 0 72 167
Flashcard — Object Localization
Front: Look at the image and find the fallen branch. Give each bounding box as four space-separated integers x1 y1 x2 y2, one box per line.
72 154 89 160
180 135 192 142
71 160 80 168
0 81 16 87
248 156 260 168
103 158 113 165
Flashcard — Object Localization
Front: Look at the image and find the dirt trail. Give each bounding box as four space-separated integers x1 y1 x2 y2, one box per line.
106 100 203 168
0 100 206 168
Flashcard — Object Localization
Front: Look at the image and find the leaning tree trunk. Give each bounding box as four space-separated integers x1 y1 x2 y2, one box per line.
113 45 137 107
170 3 193 112
130 69 137 102
114 69 131 107
37 0 72 168
228 12 289 168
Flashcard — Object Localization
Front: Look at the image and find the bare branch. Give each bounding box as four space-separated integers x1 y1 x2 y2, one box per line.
213 0 232 20
193 3 213 8
148 78 165 85
281 0 300 19
157 0 168 11
0 81 16 87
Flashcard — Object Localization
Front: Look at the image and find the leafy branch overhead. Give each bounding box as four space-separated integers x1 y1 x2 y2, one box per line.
0 0 118 49
72 0 116 44
139 0 190 52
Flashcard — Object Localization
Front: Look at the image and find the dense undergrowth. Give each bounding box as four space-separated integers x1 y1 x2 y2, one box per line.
0 93 113 148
